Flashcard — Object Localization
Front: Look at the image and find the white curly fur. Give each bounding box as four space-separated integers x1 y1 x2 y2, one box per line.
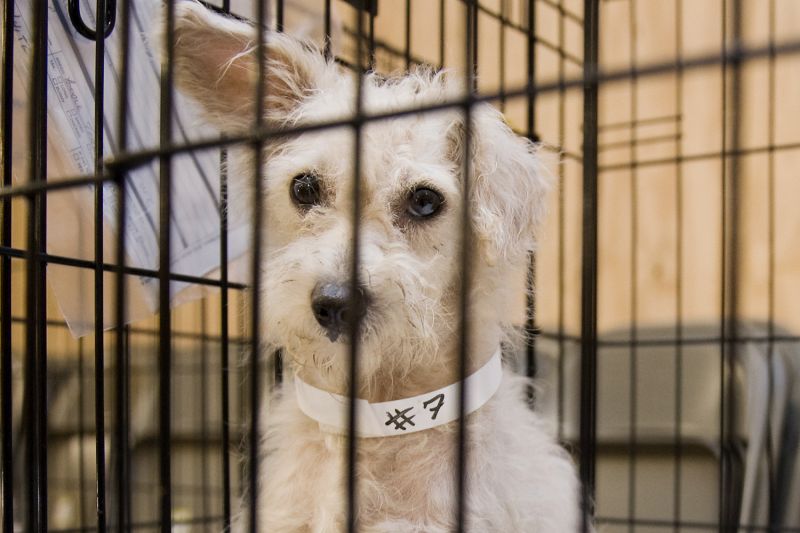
172 2 583 531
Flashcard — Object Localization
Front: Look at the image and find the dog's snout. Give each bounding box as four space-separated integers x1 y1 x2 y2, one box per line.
311 282 367 342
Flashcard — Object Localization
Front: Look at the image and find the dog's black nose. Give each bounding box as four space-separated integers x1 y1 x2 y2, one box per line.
311 282 366 341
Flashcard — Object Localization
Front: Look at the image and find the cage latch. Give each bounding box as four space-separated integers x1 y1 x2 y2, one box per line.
67 0 117 40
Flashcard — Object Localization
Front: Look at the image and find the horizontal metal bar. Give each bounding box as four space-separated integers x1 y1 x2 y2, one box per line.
13 135 800 203
599 140 800 171
0 245 246 289
599 114 681 131
16 316 795 350
0 172 111 199
101 38 800 170
536 330 800 347
596 516 800 532
6 315 247 344
598 334 800 347
47 515 226 533
537 0 584 25
598 133 680 151
0 38 797 203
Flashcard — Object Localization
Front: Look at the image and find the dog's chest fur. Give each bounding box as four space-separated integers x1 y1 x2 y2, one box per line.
245 374 579 533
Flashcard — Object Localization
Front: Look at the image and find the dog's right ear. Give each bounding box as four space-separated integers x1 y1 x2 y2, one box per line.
172 2 327 131
446 104 552 267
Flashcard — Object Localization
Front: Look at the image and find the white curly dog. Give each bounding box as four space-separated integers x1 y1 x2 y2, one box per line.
172 3 583 531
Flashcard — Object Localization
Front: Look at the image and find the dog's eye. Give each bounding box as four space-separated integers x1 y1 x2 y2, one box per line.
291 173 321 207
407 188 443 219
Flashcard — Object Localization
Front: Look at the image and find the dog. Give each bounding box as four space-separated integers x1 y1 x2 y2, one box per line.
172 2 583 531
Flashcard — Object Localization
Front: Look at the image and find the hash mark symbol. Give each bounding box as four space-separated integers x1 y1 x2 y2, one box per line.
423 393 445 420
385 407 416 431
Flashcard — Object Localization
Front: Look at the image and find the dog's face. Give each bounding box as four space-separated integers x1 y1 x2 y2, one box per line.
256 115 463 382
173 3 550 392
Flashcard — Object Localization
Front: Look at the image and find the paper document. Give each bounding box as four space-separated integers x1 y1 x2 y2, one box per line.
11 0 250 336
10 0 339 337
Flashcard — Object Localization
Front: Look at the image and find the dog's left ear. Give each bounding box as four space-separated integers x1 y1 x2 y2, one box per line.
170 2 330 131
451 105 552 266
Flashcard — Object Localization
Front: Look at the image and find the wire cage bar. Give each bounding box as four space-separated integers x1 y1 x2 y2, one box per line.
2 0 800 532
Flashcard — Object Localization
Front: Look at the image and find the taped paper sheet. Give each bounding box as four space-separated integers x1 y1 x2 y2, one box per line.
11 0 339 337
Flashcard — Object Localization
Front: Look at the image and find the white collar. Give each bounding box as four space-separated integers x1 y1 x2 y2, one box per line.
293 348 504 438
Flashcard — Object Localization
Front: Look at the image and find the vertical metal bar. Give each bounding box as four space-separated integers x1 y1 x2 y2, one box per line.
765 0 777 527
719 0 743 528
219 0 233 528
93 1 109 530
404 0 411 69
345 4 366 531
672 1 684 530
23 215 36 533
324 0 332 60
455 2 477 531
270 2 285 387
239 294 247 503
718 0 728 527
219 140 233 533
116 327 131 533
727 0 743 529
525 252 537 392
248 0 268 530
25 0 49 529
627 1 638 529
368 7 376 70
200 300 210 533
470 0 478 92
579 1 600 531
274 349 283 384
276 0 285 32
438 0 445 70
78 339 87 529
526 0 536 135
0 0 15 528
556 0 567 444
159 1 176 530
273 0 285 389
219 141 232 529
524 0 537 389
498 0 507 113
34 55 48 533
114 1 133 530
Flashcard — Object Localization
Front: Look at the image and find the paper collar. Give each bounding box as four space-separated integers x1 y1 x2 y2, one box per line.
294 348 504 438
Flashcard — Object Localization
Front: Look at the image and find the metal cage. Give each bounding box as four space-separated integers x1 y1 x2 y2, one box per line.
2 0 800 531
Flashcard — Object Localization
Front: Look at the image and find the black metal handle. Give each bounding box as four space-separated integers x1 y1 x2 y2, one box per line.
67 0 116 40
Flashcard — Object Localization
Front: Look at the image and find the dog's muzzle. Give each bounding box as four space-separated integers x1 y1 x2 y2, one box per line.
311 282 367 342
